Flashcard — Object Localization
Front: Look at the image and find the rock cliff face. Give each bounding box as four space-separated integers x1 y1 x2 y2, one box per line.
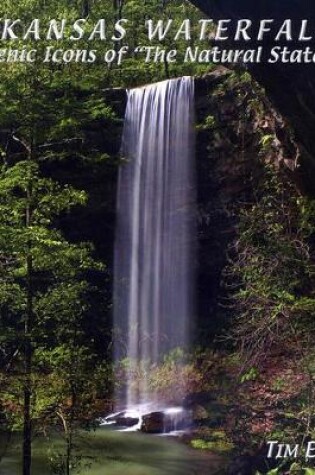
191 0 315 194
195 70 299 339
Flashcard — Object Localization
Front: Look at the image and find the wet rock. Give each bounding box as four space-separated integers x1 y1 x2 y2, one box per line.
141 409 192 434
141 411 165 433
116 415 139 427
104 411 139 427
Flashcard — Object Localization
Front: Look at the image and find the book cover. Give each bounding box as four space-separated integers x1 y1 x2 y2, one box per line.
0 2 314 475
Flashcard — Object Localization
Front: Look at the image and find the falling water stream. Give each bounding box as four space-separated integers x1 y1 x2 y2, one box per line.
113 77 195 421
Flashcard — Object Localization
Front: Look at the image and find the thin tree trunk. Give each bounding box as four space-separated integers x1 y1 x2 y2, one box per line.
57 408 72 475
82 0 89 17
66 430 72 475
22 373 31 475
23 254 33 475
23 148 33 475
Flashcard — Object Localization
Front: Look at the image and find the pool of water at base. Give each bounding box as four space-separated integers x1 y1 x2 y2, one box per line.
0 428 226 475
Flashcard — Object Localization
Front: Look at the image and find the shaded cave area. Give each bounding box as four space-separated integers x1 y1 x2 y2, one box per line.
191 0 315 196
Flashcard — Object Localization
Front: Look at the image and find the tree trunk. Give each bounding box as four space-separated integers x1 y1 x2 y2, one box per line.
23 256 33 475
23 149 34 475
82 0 89 17
56 410 72 475
22 379 32 475
66 431 72 475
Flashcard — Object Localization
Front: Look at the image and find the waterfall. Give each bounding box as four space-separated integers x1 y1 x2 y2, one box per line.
114 77 195 410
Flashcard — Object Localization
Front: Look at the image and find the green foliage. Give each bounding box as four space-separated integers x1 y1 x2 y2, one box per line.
191 432 234 453
226 163 315 367
0 154 102 423
220 139 315 459
196 115 217 131
259 133 276 150
162 346 187 364
265 463 315 475
289 463 304 475
0 0 211 92
0 5 118 472
240 366 259 383
191 438 213 450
